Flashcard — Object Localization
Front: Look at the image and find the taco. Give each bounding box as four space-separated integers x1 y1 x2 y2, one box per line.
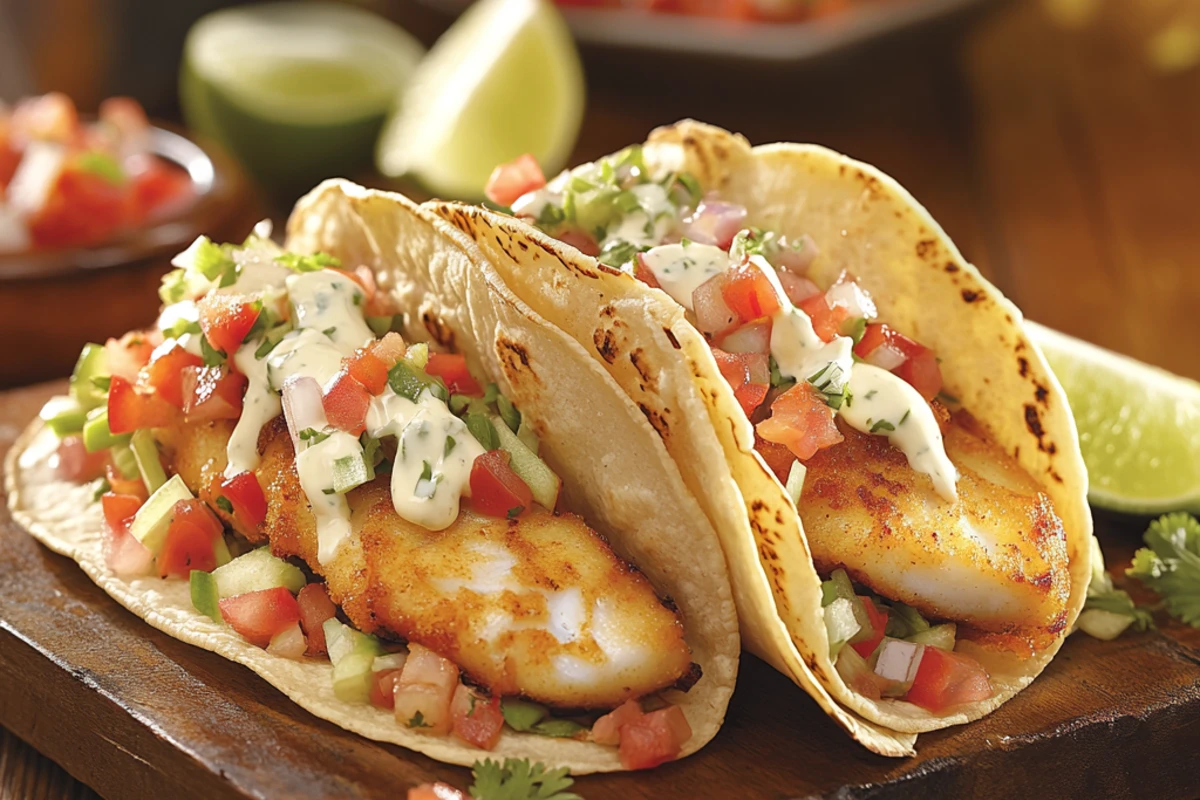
422 121 1094 756
5 187 739 773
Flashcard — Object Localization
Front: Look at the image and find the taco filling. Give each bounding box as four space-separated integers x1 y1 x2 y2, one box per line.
40 228 699 769
487 146 1072 712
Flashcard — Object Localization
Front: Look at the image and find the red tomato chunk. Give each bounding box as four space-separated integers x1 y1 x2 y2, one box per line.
755 382 843 461
450 684 504 750
469 450 533 518
297 583 339 657
424 353 482 397
219 587 302 649
905 647 993 712
219 471 267 528
484 154 546 207
158 499 223 578
197 293 261 355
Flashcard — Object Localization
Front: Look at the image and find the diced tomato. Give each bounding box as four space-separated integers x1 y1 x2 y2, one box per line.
618 705 692 770
142 344 203 408
100 492 154 578
721 261 782 324
484 154 546 207
11 92 78 144
323 370 371 436
54 435 108 482
854 323 943 400
28 164 134 249
219 471 267 528
128 156 192 219
105 463 148 501
346 332 406 395
98 97 147 143
106 332 156 381
408 783 465 800
894 350 944 402
181 366 246 423
755 383 843 461
555 228 600 257
469 450 533 518
754 433 799 483
108 375 178 434
632 253 662 289
905 646 993 712
219 587 302 649
197 293 260 355
424 353 482 397
157 498 224 579
850 597 889 658
370 668 404 710
297 583 339 657
450 684 504 750
101 492 143 532
711 348 770 417
777 271 821 305
798 293 850 343
592 699 644 746
394 644 459 734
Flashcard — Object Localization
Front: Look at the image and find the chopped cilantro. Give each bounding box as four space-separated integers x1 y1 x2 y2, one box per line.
470 758 580 800
1128 513 1200 627
322 326 337 337
847 316 868 345
200 335 226 367
507 506 525 519
388 361 447 403
899 409 911 425
299 428 332 446
597 238 641 268
407 711 431 729
361 433 383 467
193 237 237 283
444 436 457 457
465 413 499 451
254 323 292 359
215 496 234 514
468 693 478 716
275 252 341 272
75 151 125 184
164 318 202 340
91 478 111 502
768 355 795 390
936 390 961 405
536 203 566 229
158 269 190 305
869 419 895 434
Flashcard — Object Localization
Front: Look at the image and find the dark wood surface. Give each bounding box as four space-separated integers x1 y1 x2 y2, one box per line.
2 381 1199 800
4 0 1200 796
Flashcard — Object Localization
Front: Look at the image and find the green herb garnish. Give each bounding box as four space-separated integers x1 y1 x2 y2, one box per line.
215 496 234 514
1128 513 1200 627
275 252 341 272
470 759 580 800
407 711 431 729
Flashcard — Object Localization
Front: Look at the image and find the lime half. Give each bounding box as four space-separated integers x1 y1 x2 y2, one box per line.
181 2 424 194
376 0 585 199
1030 322 1200 514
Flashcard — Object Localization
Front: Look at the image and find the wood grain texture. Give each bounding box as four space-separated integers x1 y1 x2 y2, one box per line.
1 381 1199 800
5 0 1200 796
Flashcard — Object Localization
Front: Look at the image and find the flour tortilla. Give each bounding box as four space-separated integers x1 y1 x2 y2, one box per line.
424 121 1093 755
5 182 740 773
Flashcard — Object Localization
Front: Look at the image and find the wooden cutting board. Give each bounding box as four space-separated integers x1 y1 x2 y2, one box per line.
2 381 1198 800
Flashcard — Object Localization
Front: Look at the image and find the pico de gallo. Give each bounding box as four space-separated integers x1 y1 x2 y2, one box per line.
487 147 996 711
0 93 193 252
555 0 896 25
40 226 696 769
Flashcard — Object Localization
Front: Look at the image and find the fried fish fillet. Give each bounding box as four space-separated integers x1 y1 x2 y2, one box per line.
158 416 694 709
799 414 1070 650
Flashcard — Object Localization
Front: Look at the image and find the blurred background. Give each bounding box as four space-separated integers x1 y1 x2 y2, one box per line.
0 0 1196 385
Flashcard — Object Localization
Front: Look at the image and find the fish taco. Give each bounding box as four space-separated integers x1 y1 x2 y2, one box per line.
424 121 1093 755
6 185 739 773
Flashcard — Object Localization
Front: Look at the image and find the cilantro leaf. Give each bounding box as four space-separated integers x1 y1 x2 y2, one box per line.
200 334 226 367
469 759 581 800
407 711 431 729
192 238 237 282
275 252 341 272
215 496 234 514
1127 513 1200 627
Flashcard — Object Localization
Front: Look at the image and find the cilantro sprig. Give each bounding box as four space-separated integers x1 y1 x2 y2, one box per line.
469 759 581 800
275 252 341 273
1128 513 1200 627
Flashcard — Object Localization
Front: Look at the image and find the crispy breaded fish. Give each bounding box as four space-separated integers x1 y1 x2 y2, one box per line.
159 416 694 709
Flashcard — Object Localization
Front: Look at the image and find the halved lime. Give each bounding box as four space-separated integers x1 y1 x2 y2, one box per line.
1030 322 1200 514
181 2 424 194
376 0 584 200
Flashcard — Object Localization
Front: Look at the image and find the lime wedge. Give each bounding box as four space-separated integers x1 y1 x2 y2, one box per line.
1029 322 1200 514
376 0 584 199
181 2 424 193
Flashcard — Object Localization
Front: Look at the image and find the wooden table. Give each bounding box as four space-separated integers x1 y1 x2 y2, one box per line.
2 0 1199 796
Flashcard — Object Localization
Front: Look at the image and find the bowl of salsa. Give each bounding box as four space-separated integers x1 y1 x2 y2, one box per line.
0 93 261 386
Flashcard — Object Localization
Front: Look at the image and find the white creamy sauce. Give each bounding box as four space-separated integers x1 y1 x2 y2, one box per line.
511 171 570 219
224 339 281 478
267 329 345 391
294 430 361 562
285 270 375 353
841 364 958 501
640 241 731 312
367 388 485 531
154 301 204 356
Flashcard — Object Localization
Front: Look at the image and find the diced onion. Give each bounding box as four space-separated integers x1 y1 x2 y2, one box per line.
777 272 821 305
825 277 878 321
281 375 326 451
776 233 819 273
683 200 748 249
718 321 771 355
692 272 739 336
866 341 907 371
785 461 807 505
874 639 925 687
266 622 307 660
